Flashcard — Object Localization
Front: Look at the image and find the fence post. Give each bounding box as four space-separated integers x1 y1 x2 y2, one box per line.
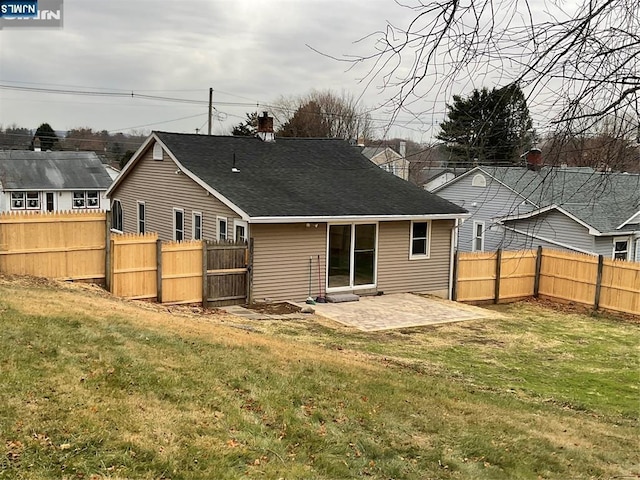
533 245 543 297
202 240 208 309
247 238 254 305
156 239 163 304
451 250 459 301
105 213 112 291
594 254 604 310
494 248 502 304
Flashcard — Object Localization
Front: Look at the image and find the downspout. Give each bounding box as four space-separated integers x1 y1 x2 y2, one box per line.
448 218 459 300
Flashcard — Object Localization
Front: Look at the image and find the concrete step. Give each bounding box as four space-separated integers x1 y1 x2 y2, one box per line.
326 293 360 303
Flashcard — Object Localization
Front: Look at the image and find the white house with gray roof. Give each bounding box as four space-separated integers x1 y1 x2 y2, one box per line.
0 151 114 213
433 165 640 261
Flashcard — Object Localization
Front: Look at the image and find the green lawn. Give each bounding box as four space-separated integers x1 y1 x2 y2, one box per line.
0 278 638 479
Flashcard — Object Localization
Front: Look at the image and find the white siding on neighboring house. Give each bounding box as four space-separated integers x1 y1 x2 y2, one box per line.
2 190 107 213
424 172 455 191
436 171 535 252
108 141 240 241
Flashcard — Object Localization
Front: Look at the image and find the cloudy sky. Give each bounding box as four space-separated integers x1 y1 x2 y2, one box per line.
0 0 556 141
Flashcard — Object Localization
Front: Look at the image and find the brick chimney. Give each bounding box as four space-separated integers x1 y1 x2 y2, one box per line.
526 148 542 171
256 111 274 142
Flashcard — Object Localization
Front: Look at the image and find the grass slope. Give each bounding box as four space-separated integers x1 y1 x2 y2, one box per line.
0 278 638 479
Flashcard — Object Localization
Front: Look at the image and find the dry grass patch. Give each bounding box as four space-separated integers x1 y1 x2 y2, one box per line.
0 276 638 479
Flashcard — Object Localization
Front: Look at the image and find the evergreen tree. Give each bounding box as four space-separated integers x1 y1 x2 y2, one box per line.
278 101 330 138
436 84 533 166
31 123 59 151
231 112 258 136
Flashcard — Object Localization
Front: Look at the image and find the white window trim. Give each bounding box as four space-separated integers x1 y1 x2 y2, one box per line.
217 216 228 241
10 192 25 210
173 208 185 241
137 201 146 234
325 222 379 292
635 238 640 263
471 173 487 187
612 237 629 261
152 142 163 160
25 191 40 210
192 211 203 240
409 220 431 260
111 199 123 233
233 219 248 242
472 220 485 252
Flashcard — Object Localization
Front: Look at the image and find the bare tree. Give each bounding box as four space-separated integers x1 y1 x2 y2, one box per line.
271 90 375 140
347 0 638 166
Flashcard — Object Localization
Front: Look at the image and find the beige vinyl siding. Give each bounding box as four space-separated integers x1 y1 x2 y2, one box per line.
109 142 239 241
377 220 453 295
251 223 327 302
252 220 454 302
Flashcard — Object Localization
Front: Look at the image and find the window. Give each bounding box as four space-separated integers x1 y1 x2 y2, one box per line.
193 212 202 240
137 202 145 234
613 239 628 260
11 192 25 209
234 220 247 242
174 208 184 241
73 192 85 208
382 163 397 175
73 191 100 209
21 192 40 210
153 143 163 160
111 200 123 232
87 191 99 208
471 174 486 187
410 221 430 258
635 239 640 263
217 217 227 241
473 221 485 252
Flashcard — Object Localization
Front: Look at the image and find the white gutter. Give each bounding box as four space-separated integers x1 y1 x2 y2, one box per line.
248 213 470 224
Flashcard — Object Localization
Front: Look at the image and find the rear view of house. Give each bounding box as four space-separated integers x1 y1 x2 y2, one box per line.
107 114 468 303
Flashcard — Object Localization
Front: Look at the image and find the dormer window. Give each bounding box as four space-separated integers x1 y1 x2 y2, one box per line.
471 173 486 187
153 143 163 161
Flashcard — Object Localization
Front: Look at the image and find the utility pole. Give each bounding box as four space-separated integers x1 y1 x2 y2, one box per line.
208 88 213 135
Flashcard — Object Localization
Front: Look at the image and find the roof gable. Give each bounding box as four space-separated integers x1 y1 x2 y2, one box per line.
0 151 113 190
121 133 467 219
437 165 640 233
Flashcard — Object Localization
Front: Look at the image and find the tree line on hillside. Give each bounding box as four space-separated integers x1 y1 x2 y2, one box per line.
2 83 636 180
0 123 147 168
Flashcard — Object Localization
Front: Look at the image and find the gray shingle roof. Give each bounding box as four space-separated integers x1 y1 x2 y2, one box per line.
481 166 640 233
0 151 113 190
155 132 466 218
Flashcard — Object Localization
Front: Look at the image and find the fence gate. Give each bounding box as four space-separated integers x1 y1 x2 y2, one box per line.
204 240 250 307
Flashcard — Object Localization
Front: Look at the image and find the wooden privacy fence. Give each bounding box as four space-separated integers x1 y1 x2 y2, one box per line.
110 236 249 306
455 247 640 316
0 211 107 281
203 241 251 308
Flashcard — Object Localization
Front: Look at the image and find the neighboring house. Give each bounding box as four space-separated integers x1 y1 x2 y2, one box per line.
0 150 114 212
104 164 121 181
361 142 409 181
106 114 468 302
433 164 640 261
423 168 462 191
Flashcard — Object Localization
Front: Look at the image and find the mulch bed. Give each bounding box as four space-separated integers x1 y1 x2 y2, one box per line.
245 302 302 315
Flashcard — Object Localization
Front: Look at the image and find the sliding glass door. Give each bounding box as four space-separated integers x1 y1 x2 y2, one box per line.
328 223 376 289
